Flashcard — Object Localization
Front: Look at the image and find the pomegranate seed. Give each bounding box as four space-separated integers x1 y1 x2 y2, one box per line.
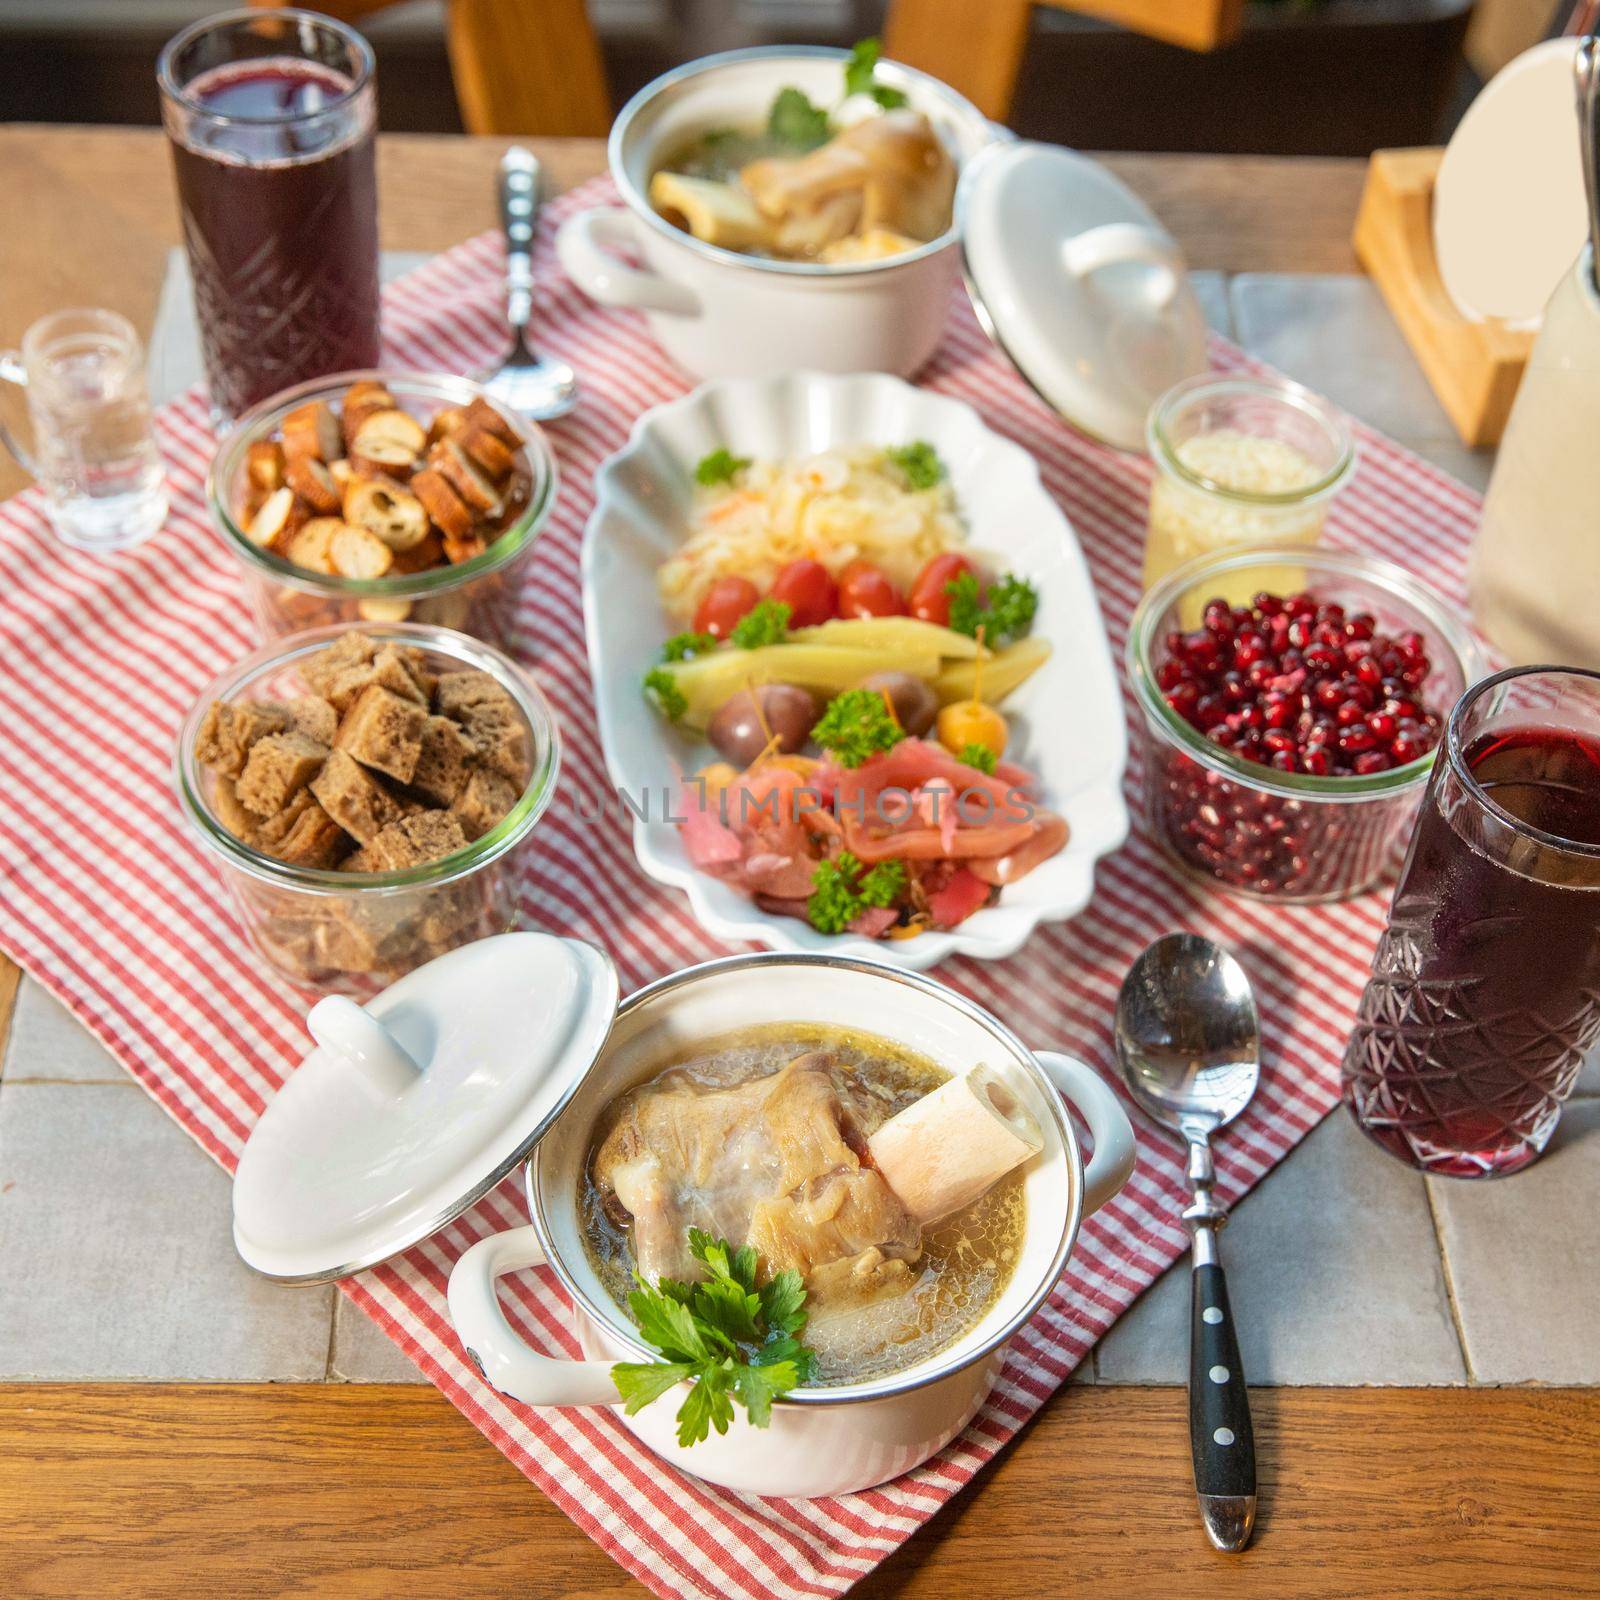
1353 750 1393 776
1367 712 1397 740
1345 612 1376 640
1203 599 1234 635
1166 682 1201 717
1300 749 1331 776
1287 591 1315 616
1390 735 1421 764
1270 750 1296 772
1314 679 1345 709
1354 656 1383 688
1253 591 1284 616
1335 699 1366 726
1287 618 1313 649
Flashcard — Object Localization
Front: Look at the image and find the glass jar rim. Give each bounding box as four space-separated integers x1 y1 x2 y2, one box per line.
1444 664 1600 861
158 7 375 125
175 622 562 891
1128 543 1484 802
1146 373 1355 507
207 370 558 597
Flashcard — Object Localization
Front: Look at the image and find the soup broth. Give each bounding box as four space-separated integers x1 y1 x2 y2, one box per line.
581 1023 1027 1387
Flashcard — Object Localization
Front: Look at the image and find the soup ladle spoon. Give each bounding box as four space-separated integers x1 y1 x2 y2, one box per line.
1114 933 1259 1554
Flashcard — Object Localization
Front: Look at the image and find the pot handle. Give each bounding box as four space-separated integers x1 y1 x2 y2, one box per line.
1033 1052 1138 1216
556 207 701 318
1060 221 1185 310
446 1225 622 1408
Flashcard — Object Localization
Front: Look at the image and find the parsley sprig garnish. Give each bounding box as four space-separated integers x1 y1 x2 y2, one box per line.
612 1230 815 1446
767 86 832 150
812 687 906 768
884 440 945 491
729 597 792 649
643 666 687 721
661 630 719 663
807 851 907 934
958 743 998 775
946 570 1039 644
767 37 907 149
695 448 752 487
844 38 909 109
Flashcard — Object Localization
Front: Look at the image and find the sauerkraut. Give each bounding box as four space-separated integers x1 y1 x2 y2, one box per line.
658 448 965 621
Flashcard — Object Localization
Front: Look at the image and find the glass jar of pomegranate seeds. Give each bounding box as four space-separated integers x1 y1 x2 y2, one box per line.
1128 546 1482 903
1144 375 1354 594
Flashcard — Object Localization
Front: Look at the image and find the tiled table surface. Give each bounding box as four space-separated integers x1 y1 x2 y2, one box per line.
2 269 1594 1388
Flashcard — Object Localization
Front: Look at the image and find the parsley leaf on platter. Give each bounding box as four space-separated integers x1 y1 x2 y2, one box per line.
958 742 999 775
805 852 907 934
945 570 1039 644
885 440 946 491
729 597 792 649
695 447 752 487
661 630 719 663
811 687 906 768
643 666 687 721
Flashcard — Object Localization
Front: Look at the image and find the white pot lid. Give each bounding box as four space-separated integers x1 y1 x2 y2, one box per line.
957 140 1209 452
233 932 619 1283
1433 37 1587 327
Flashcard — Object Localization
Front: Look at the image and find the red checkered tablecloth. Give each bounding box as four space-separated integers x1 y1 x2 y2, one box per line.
0 177 1483 1600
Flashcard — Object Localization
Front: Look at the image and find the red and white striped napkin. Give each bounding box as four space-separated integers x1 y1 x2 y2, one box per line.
0 177 1483 1599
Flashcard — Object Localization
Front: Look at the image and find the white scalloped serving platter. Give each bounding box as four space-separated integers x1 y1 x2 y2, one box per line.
581 371 1128 969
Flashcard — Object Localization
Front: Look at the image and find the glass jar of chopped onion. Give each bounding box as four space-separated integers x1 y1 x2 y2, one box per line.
1143 374 1354 604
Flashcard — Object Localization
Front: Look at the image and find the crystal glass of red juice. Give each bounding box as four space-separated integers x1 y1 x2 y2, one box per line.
158 8 380 420
1343 666 1600 1177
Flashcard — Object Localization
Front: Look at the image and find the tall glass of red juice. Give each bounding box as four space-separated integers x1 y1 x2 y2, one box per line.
1343 666 1600 1177
158 8 380 420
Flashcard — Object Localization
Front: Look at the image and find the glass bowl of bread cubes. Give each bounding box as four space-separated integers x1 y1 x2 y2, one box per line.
208 372 557 646
177 623 560 995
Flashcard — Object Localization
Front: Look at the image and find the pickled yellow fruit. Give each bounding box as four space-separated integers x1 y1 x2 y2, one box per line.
936 700 1008 759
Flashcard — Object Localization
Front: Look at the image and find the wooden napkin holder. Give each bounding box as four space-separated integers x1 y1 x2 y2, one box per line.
1353 147 1535 448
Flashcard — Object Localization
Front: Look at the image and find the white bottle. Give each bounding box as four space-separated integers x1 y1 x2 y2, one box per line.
1470 248 1600 669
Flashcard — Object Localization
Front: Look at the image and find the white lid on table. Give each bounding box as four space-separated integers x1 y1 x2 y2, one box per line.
957 140 1209 452
232 932 618 1283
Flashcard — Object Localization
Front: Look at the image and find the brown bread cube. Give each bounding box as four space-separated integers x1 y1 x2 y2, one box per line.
260 796 346 869
300 632 377 699
235 731 329 818
258 695 339 747
410 715 476 807
195 700 289 778
371 643 429 705
311 748 406 845
210 776 260 844
365 810 469 871
460 700 530 783
451 767 520 840
433 668 514 719
312 913 382 974
334 684 427 783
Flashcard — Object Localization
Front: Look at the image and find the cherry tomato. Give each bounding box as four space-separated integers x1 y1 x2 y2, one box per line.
693 575 760 640
768 558 839 628
909 552 977 626
838 560 905 619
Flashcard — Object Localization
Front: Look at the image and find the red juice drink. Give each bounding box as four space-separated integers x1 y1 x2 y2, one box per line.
1342 667 1600 1177
159 10 380 419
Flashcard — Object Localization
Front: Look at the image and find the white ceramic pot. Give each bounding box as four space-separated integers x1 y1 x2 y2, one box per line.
555 48 997 382
448 952 1136 1498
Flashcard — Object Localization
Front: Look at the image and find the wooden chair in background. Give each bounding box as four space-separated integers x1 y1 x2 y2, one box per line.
249 0 611 136
884 0 1246 120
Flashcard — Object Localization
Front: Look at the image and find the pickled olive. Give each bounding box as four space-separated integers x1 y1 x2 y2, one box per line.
706 684 820 765
860 671 938 737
